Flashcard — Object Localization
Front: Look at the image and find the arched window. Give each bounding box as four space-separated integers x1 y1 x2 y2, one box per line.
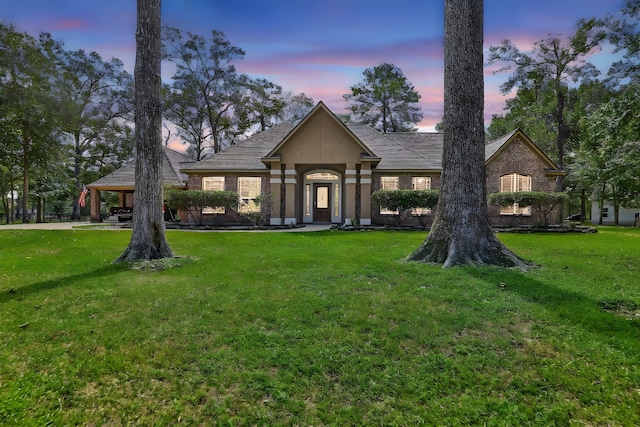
499 173 532 215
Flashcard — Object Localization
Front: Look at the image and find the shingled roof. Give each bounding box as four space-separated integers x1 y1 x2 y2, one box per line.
180 123 522 174
348 125 444 171
87 147 195 190
178 103 563 175
485 129 519 161
181 122 296 172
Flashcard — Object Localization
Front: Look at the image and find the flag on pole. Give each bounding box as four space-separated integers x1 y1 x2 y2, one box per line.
78 184 88 207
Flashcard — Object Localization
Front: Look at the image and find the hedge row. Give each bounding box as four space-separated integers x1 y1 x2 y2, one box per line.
371 189 440 211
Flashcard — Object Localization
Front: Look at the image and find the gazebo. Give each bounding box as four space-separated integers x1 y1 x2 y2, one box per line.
86 147 194 222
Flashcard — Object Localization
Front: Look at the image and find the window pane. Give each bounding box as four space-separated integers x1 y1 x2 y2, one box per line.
380 176 399 214
519 175 532 191
306 172 338 180
203 177 224 191
500 174 513 192
381 176 399 190
238 177 261 213
316 186 329 208
203 177 225 213
499 173 532 215
412 177 430 190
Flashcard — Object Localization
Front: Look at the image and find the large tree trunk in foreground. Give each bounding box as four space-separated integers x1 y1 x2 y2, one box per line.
115 0 174 262
408 0 528 268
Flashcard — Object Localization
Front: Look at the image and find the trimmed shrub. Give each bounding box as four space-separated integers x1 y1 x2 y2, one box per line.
165 190 238 225
371 189 439 227
488 191 568 226
238 194 273 226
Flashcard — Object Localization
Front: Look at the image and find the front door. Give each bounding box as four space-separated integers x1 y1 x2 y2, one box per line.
313 184 331 222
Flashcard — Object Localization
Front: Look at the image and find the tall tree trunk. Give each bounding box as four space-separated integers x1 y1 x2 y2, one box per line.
116 0 174 262
37 197 42 223
554 87 568 197
598 198 604 225
1 195 8 224
71 131 82 220
21 135 30 223
409 0 528 268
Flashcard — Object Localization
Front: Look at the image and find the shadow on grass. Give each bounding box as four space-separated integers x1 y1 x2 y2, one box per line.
0 263 127 305
465 267 640 357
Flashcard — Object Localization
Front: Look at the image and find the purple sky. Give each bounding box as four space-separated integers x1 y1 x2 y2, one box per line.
1 0 624 131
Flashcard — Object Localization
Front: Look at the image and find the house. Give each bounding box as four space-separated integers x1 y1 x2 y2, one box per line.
590 202 640 226
86 147 194 222
180 102 566 227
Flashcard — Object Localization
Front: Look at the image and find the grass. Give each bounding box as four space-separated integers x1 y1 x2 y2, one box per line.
0 227 639 425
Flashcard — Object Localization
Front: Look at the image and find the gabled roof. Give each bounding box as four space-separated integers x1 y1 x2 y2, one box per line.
178 103 565 176
262 101 378 161
485 129 519 160
485 128 565 175
87 147 195 190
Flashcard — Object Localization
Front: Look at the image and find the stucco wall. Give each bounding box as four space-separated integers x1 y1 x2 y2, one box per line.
277 109 365 165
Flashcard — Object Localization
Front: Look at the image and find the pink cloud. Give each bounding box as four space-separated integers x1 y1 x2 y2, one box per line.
51 19 87 30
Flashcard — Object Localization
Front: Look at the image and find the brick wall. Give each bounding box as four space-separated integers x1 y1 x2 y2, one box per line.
485 137 560 226
368 138 561 227
370 173 440 227
189 174 271 225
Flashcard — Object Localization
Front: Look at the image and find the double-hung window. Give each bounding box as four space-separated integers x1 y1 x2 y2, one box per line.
202 177 225 214
380 176 399 214
238 177 261 213
412 177 432 215
499 173 532 215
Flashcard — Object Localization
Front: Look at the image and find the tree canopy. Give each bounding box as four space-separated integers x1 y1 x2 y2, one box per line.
487 19 606 184
343 63 423 132
0 23 60 223
0 19 315 222
162 27 249 158
572 83 640 224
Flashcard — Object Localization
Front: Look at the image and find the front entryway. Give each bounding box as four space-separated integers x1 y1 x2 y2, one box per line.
303 170 342 224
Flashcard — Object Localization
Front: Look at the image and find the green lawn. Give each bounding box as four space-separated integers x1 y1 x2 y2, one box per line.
1 227 638 425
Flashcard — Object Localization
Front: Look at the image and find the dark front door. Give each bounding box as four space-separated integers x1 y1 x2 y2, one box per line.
313 184 331 222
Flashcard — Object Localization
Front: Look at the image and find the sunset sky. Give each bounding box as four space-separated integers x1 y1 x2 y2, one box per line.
1 0 625 131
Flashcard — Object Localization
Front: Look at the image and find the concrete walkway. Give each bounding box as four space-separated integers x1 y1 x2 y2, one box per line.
0 221 333 232
0 221 90 230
